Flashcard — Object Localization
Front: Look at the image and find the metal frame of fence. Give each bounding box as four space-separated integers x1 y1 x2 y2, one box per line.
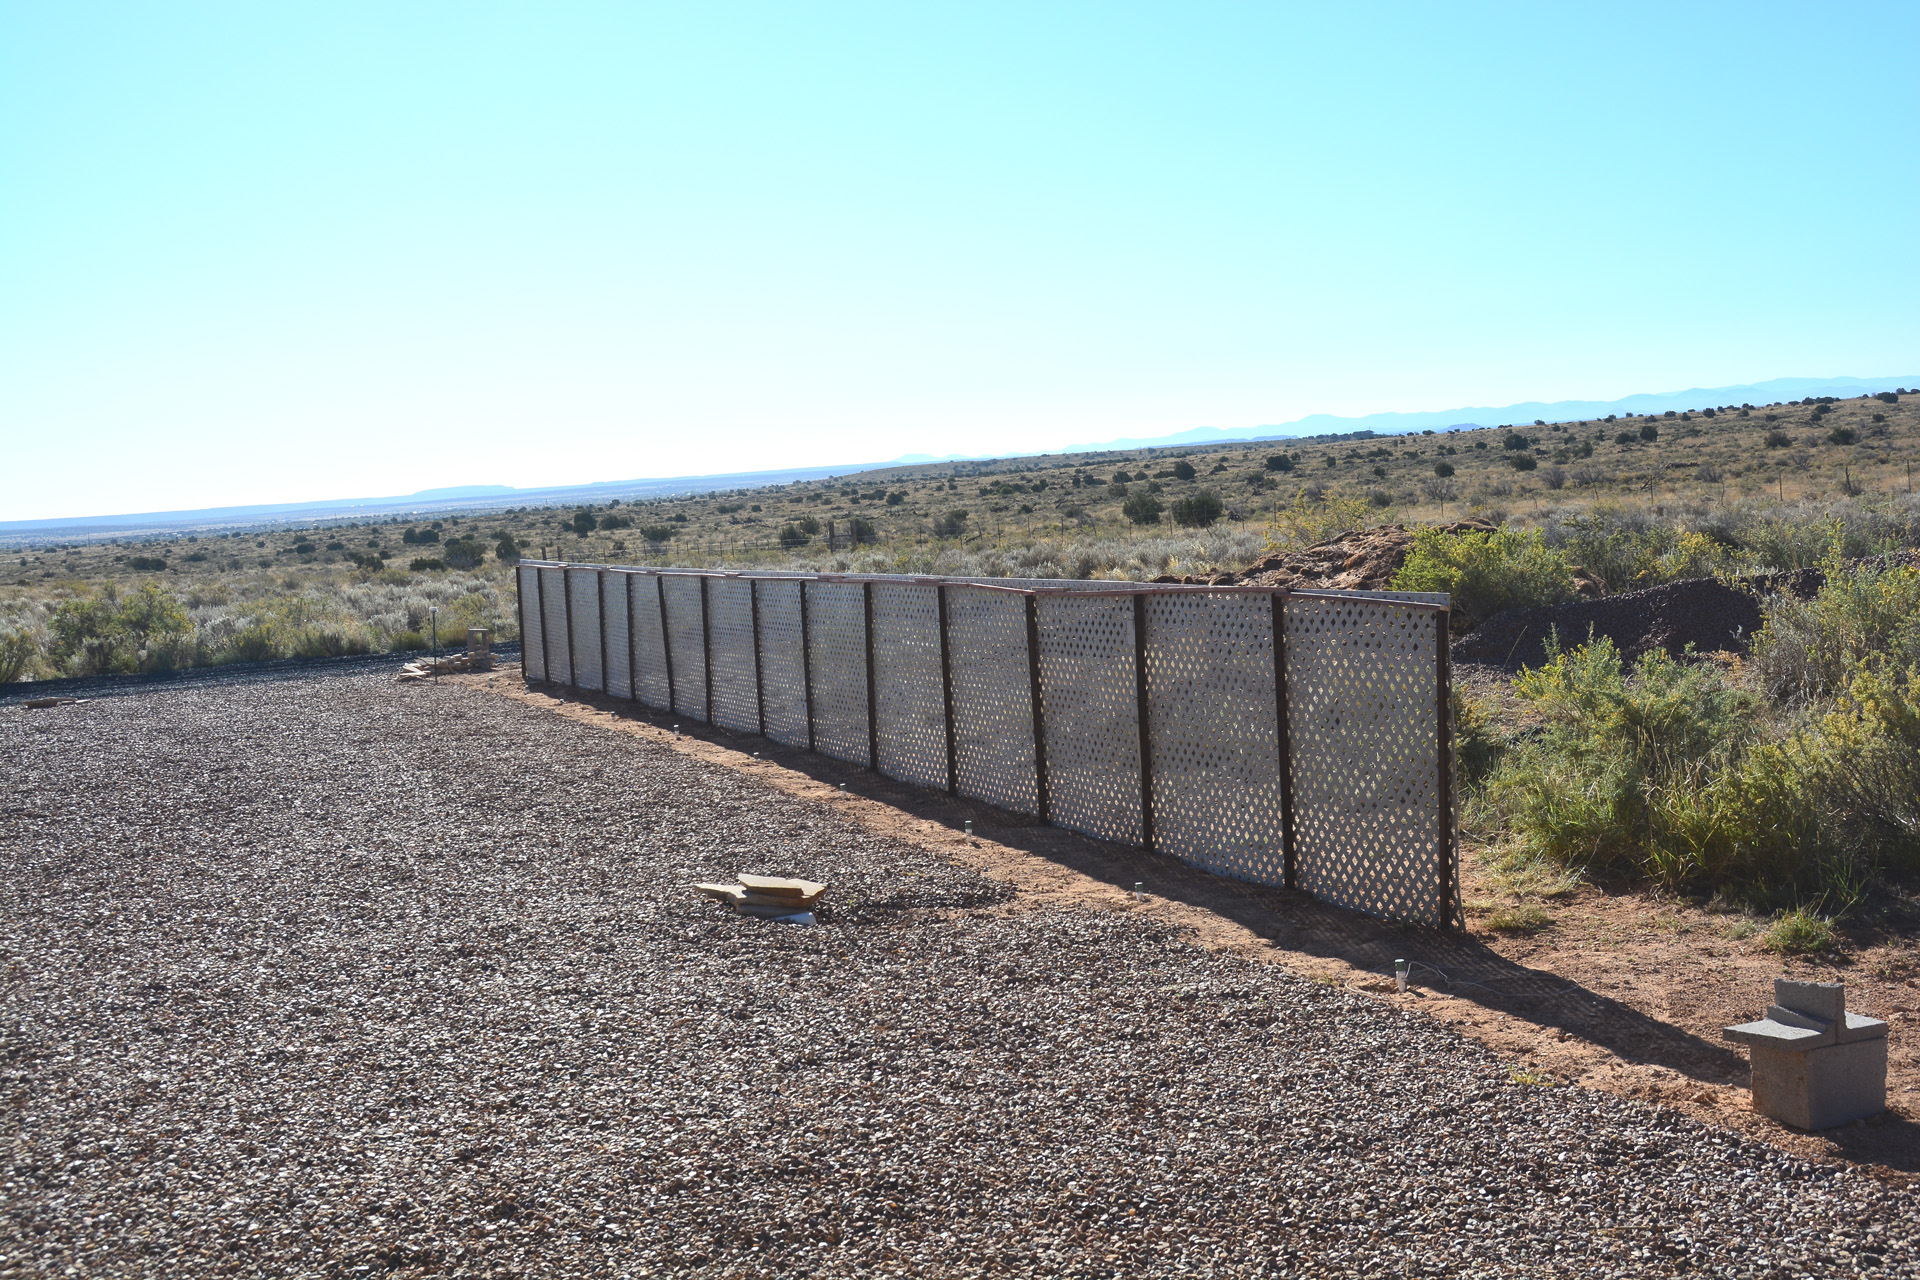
515 561 1460 928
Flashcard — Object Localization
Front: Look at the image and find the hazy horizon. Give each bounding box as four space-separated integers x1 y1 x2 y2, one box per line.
4 4 1916 521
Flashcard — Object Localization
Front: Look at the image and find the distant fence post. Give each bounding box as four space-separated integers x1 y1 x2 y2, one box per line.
597 570 609 691
862 581 879 769
562 565 578 687
656 574 675 713
1024 593 1051 822
1271 590 1298 891
750 579 767 737
800 581 816 751
627 573 640 701
1436 606 1458 926
699 575 714 722
1132 590 1154 852
937 584 958 796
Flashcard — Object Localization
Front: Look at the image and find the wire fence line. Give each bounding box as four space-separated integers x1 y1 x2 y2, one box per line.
517 561 1461 928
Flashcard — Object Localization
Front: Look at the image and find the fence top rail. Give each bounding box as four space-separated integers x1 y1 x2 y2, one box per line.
517 561 1449 613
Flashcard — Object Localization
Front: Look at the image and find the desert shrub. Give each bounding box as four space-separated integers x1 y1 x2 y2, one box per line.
402 526 439 544
1542 466 1566 490
1486 632 1920 906
1170 490 1224 528
47 584 194 675
778 524 811 549
1827 426 1858 446
1639 423 1659 442
1615 430 1637 445
931 510 969 538
1508 453 1537 472
1762 909 1836 954
127 556 168 571
1171 460 1197 481
442 538 485 570
1750 557 1920 703
597 513 634 530
409 558 447 572
638 525 677 543
1265 492 1371 550
1421 477 1457 502
1765 430 1792 448
391 630 429 651
1451 690 1506 786
1391 526 1573 627
1266 454 1294 472
1433 460 1455 478
494 534 520 563
1123 493 1164 525
0 630 40 682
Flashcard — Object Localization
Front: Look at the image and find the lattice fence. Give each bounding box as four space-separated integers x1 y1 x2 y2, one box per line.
516 563 1457 928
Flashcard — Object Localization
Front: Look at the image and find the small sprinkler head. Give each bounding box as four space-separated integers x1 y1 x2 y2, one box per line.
839 782 847 794
1394 958 1410 994
1134 881 1145 901
673 723 681 736
963 819 973 838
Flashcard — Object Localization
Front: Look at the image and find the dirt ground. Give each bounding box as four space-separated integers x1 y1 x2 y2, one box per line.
454 662 1920 1182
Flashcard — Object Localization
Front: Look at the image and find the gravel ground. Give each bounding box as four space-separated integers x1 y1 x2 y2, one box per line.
2 669 1916 1278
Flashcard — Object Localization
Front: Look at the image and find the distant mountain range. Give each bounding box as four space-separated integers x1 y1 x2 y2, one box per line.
7 374 1914 541
1045 375 1919 455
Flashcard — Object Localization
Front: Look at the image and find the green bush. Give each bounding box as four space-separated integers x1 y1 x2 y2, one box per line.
1123 493 1164 525
1170 490 1224 528
409 558 447 572
127 556 168 571
0 630 40 682
442 538 485 570
1172 460 1197 481
494 534 521 563
931 510 969 538
1433 461 1455 477
638 525 676 543
1750 557 1920 703
1765 430 1793 448
1508 453 1537 472
1639 423 1659 442
1391 526 1573 628
1482 631 1920 907
778 524 811 549
1266 455 1294 473
48 583 193 675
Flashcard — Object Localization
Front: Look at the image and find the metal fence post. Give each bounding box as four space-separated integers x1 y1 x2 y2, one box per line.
562 564 578 688
1436 607 1458 929
597 570 609 692
515 565 529 682
750 579 766 737
1271 590 1298 891
862 581 879 769
1024 593 1051 823
1133 590 1154 852
800 581 816 751
532 565 547 685
937 584 958 796
699 575 714 723
656 574 675 713
626 572 639 701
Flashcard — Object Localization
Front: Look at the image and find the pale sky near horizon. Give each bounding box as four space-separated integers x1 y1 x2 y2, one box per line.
3 3 1916 520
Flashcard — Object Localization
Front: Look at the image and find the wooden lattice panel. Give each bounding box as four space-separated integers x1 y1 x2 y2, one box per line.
1035 594 1142 845
629 573 673 710
538 567 572 686
869 583 949 791
660 574 709 722
1143 593 1285 883
1283 596 1445 927
944 586 1038 815
804 581 871 767
601 571 632 699
518 565 546 682
754 580 811 750
706 577 761 735
565 568 604 692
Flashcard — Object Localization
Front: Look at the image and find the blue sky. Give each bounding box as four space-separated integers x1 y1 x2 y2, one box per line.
2 3 1916 519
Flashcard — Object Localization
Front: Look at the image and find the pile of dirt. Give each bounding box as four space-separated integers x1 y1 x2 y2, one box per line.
1455 551 1917 672
1173 520 1497 591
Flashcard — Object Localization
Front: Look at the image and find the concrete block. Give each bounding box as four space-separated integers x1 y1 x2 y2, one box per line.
1724 1018 1832 1050
1750 1036 1887 1130
1774 978 1844 1024
1841 1011 1890 1043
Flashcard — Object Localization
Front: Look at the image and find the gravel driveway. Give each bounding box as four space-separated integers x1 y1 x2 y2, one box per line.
2 671 1914 1277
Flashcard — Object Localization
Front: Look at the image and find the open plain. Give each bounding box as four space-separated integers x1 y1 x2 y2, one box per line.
3 667 1918 1278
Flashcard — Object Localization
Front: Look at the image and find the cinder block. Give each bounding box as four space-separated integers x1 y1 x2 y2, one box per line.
1774 979 1844 1025
1749 1037 1887 1130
